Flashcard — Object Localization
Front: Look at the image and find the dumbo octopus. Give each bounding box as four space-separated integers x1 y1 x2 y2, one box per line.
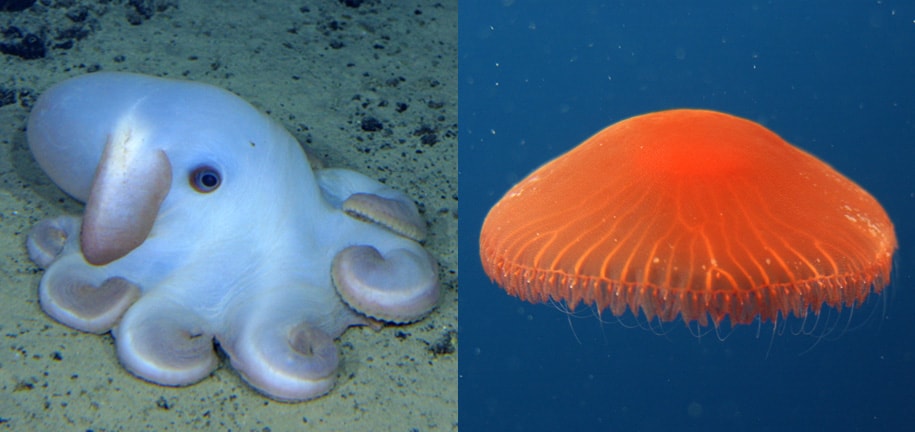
25 72 440 402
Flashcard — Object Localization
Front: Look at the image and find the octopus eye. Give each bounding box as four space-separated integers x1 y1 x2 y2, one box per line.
190 166 221 193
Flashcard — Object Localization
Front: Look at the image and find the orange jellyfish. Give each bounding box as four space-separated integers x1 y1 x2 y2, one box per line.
480 109 896 326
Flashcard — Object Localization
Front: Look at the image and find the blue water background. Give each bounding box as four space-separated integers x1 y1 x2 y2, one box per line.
459 2 915 431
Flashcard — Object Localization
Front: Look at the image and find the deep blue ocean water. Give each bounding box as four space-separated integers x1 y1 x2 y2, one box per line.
459 2 915 431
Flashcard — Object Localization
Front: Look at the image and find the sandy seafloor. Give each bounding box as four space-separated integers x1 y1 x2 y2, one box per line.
0 1 456 430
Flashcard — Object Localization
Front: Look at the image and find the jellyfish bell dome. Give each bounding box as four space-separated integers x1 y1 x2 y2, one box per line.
480 109 896 326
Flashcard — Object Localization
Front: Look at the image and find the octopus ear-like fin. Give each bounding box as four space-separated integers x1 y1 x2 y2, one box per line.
81 132 172 266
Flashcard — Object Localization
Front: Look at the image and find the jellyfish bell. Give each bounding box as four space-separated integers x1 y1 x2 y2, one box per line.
480 109 896 327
